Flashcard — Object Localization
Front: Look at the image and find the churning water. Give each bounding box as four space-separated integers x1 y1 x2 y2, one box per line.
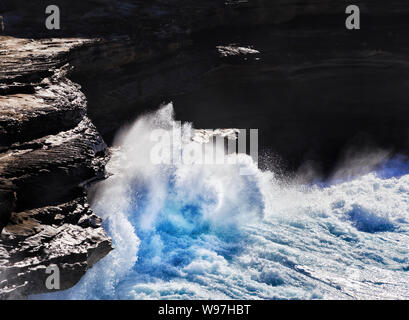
42 104 409 299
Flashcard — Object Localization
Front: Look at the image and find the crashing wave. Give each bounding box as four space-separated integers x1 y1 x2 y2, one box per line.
37 103 409 300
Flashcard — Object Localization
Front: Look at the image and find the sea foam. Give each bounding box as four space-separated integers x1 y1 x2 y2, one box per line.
38 103 409 300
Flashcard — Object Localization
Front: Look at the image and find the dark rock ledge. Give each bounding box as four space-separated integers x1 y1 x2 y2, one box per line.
0 37 112 299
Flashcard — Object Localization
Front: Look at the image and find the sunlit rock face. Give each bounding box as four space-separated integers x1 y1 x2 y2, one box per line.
0 197 111 299
0 37 112 299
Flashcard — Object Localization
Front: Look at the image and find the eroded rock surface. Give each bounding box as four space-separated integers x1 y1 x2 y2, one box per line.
0 197 111 299
0 37 111 299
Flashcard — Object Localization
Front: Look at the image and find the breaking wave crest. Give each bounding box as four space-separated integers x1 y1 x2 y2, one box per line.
40 104 409 299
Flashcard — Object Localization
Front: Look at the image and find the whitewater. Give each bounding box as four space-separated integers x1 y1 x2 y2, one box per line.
39 103 409 300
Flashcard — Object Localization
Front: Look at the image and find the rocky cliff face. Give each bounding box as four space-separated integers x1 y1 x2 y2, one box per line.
0 37 112 299
1 0 409 298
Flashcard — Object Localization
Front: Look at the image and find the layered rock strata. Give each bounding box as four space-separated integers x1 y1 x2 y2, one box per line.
0 37 112 299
